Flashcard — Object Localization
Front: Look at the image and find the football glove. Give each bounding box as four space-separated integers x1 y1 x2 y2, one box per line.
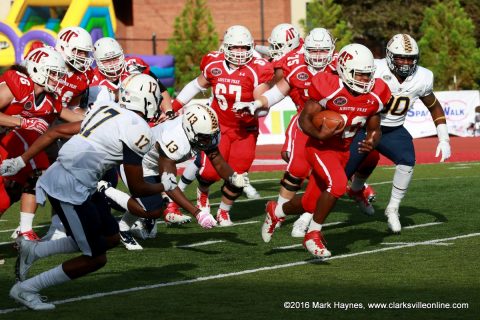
195 209 217 229
20 117 49 134
232 101 262 115
435 140 451 162
97 180 112 194
161 172 178 191
229 172 249 188
0 156 26 176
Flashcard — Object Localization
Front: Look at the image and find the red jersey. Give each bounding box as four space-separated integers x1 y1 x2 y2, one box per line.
57 68 93 109
281 51 337 111
308 72 391 151
200 51 274 128
0 70 61 128
272 39 304 70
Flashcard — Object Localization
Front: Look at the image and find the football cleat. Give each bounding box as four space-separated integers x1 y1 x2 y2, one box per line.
130 218 158 240
363 184 377 203
346 185 375 216
291 213 313 238
119 230 143 250
10 226 20 240
15 237 39 281
244 183 261 199
163 202 192 225
196 188 210 214
385 207 401 233
303 230 331 258
16 229 41 241
216 209 233 227
10 282 55 310
261 201 281 242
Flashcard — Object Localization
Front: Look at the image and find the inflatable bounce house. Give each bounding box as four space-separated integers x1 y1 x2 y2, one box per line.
0 0 175 93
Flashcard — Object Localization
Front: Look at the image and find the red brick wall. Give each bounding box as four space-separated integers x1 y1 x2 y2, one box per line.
116 0 291 55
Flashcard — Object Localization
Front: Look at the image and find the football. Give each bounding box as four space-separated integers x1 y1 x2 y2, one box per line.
312 110 345 131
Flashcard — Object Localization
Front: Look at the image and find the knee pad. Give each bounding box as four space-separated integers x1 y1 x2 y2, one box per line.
196 174 215 188
221 181 243 201
280 172 303 192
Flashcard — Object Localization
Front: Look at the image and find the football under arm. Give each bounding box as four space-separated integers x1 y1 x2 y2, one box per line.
298 99 323 140
20 121 82 163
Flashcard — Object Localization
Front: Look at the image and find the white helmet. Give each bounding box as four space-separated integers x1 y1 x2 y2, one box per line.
267 23 300 60
93 37 125 79
303 28 335 69
55 26 94 73
222 25 254 66
386 34 419 78
182 104 220 151
119 74 161 120
24 46 67 93
336 43 376 94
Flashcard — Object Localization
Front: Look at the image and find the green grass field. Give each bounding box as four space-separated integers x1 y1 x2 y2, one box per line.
0 162 479 319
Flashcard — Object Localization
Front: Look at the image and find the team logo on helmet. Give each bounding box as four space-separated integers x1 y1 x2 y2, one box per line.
333 96 348 106
29 50 49 63
297 72 309 81
211 68 222 76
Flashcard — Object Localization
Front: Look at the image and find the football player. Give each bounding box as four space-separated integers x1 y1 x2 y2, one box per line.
234 28 338 238
5 73 176 310
176 23 301 202
90 37 174 116
0 46 84 241
344 34 451 233
261 44 392 258
99 104 249 250
171 25 274 226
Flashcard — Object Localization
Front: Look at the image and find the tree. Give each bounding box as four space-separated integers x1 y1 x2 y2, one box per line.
299 0 352 50
418 0 480 90
166 0 219 92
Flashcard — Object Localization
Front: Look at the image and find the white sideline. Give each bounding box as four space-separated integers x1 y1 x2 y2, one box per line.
1 232 478 314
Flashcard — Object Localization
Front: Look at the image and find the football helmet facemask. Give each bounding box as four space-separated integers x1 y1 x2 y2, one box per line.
386 33 419 78
119 74 162 120
55 26 94 73
182 104 220 151
25 46 68 93
268 23 301 60
336 43 376 94
222 25 254 66
93 37 126 79
303 28 335 70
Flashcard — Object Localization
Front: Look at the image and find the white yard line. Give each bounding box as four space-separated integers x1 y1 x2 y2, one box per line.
176 240 225 248
404 222 443 229
381 242 453 246
1 232 478 314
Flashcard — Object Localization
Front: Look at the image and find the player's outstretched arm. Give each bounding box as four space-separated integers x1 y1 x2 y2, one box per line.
358 114 382 153
0 121 82 176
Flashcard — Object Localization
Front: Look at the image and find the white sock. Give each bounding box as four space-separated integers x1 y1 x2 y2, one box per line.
219 201 232 212
387 164 414 208
20 212 35 233
350 175 367 192
299 212 313 222
34 236 79 260
276 195 289 207
179 161 199 192
274 203 286 219
119 211 138 231
307 219 322 232
21 264 71 293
